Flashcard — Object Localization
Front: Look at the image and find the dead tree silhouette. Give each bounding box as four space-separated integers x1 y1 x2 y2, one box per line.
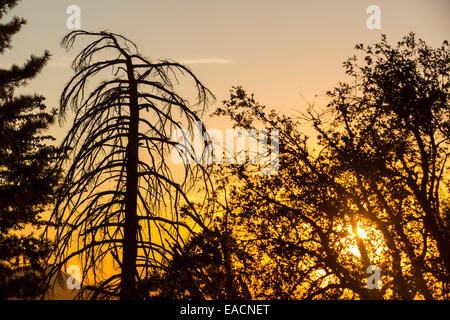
45 31 214 299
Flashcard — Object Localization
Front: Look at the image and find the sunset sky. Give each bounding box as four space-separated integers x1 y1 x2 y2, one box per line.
2 0 449 141
1 0 449 301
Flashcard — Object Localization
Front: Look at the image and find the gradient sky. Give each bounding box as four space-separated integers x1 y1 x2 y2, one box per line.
2 0 449 141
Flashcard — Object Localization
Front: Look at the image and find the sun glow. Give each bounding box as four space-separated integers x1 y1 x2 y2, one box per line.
346 224 369 257
348 244 361 257
357 227 367 239
347 225 368 239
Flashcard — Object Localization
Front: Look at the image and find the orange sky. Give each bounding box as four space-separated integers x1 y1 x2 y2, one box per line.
2 0 448 298
1 0 448 143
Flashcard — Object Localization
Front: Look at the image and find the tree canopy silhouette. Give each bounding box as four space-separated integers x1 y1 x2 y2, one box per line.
0 0 60 299
144 227 252 299
46 30 214 299
210 33 449 299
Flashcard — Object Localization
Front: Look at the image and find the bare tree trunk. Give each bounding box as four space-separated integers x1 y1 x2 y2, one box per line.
121 63 139 300
50 31 213 299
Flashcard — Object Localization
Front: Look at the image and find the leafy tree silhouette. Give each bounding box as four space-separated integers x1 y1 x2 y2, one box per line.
212 33 449 299
46 30 214 300
0 0 61 299
144 226 252 299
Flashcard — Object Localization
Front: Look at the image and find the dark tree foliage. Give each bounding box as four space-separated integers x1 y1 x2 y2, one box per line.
212 33 449 299
145 226 252 299
0 0 60 299
46 31 214 299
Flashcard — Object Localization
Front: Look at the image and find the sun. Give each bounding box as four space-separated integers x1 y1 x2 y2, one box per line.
346 224 368 257
347 224 368 239
357 227 367 239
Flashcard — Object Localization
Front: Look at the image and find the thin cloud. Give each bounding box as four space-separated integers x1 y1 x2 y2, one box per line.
178 58 235 65
48 56 235 67
48 56 73 68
